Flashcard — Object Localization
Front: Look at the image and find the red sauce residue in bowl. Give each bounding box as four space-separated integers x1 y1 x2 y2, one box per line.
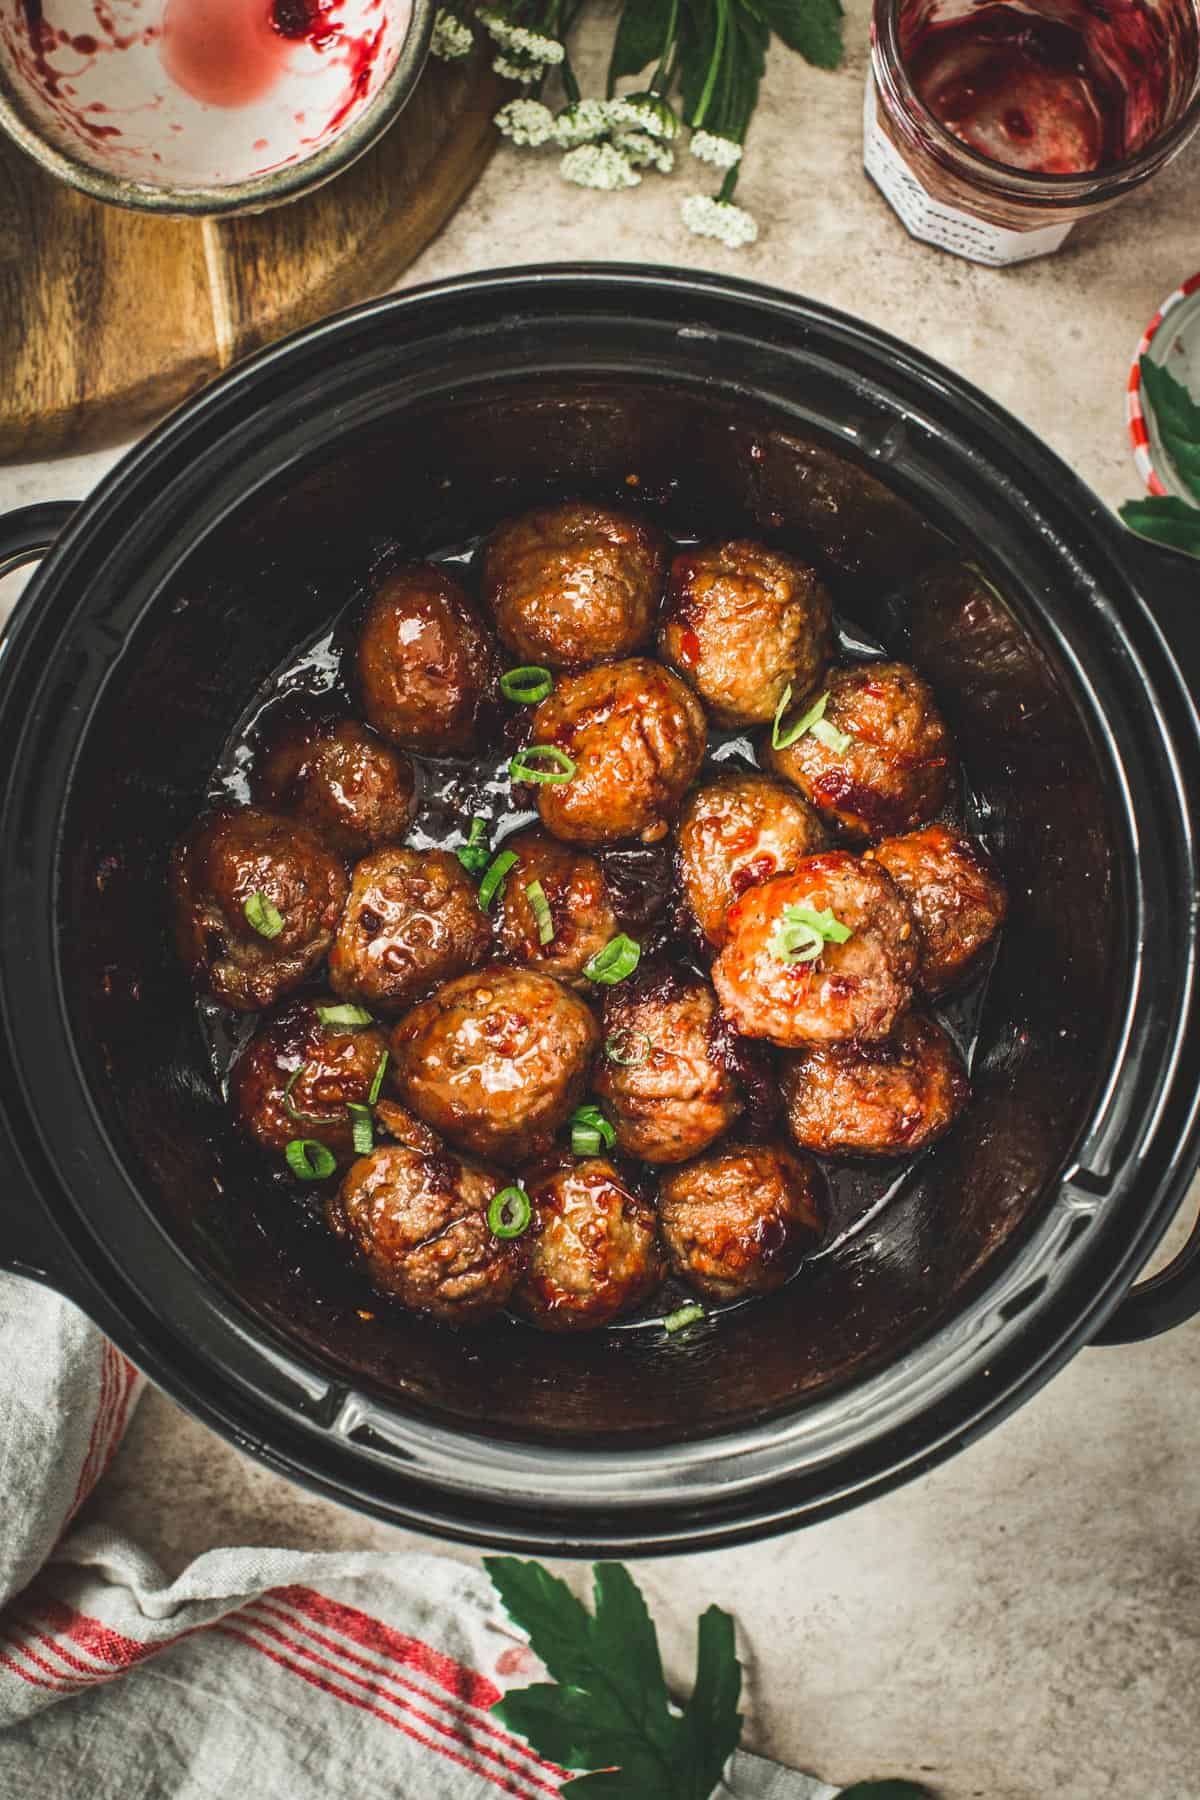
161 0 344 108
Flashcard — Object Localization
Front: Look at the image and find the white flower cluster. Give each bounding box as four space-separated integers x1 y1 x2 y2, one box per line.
689 129 742 170
615 129 674 173
560 142 642 191
495 98 557 146
429 8 473 60
478 5 564 87
680 193 759 247
552 98 610 146
605 93 678 140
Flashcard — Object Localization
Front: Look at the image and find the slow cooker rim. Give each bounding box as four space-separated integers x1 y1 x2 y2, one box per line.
2 266 1199 1551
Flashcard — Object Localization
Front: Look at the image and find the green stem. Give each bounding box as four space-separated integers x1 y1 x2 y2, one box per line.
650 0 680 92
691 0 729 130
719 162 739 200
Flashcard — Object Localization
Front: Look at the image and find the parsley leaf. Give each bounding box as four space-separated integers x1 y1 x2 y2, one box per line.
485 1557 741 1799
1119 496 1200 560
1139 356 1200 501
750 0 845 69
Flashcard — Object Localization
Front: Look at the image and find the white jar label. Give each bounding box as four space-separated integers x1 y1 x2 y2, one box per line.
862 72 1075 267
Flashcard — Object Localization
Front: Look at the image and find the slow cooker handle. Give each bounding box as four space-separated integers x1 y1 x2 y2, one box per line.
0 503 77 582
1094 526 1200 1344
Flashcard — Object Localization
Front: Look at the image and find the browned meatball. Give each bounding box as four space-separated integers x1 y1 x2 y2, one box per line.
231 998 392 1168
711 851 917 1047
171 806 347 1012
254 717 418 856
781 1011 969 1156
328 848 491 1013
336 1144 517 1324
390 965 600 1164
513 1155 664 1331
482 502 667 670
491 829 618 985
528 657 706 846
865 824 1007 994
593 968 743 1164
658 1141 823 1300
357 564 496 755
659 540 833 729
765 661 953 843
677 773 828 951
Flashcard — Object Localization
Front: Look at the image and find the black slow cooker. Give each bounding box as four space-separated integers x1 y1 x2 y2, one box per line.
2 267 1199 1554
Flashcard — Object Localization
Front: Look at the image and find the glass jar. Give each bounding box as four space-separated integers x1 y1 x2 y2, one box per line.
866 0 1200 265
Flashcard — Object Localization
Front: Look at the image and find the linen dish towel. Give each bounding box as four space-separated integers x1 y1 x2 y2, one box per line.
0 1271 836 1800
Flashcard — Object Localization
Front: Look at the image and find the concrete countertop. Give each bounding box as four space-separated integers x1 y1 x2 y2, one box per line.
3 7 1199 1794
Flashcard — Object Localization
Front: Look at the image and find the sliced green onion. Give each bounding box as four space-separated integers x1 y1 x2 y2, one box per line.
456 816 491 877
604 1029 652 1067
347 1102 374 1157
663 1302 705 1335
244 890 283 939
316 1003 374 1029
771 687 851 755
570 1103 616 1157
583 933 641 985
286 1138 336 1181
508 745 576 785
367 1049 389 1106
768 903 854 964
526 879 554 945
488 1185 532 1239
478 849 519 910
282 1066 341 1127
500 665 554 704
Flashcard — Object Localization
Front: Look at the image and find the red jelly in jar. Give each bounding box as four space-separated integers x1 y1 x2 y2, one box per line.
866 0 1200 264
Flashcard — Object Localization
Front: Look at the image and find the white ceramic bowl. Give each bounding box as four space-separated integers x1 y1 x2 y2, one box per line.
0 0 432 214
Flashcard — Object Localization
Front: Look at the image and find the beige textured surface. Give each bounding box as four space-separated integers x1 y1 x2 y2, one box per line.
3 5 1200 1795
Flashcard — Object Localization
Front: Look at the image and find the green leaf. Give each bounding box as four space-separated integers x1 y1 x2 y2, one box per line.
564 1760 674 1796
590 1564 672 1740
678 1605 743 1799
609 0 676 81
1140 356 1200 504
754 0 845 67
837 1784 938 1798
494 1684 643 1771
1119 496 1200 560
483 1558 598 1692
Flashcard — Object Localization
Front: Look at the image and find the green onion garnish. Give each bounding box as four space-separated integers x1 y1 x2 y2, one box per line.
367 1050 389 1106
771 687 852 755
488 1185 533 1239
282 1066 341 1127
583 934 641 985
347 1102 374 1157
508 746 576 785
316 1003 374 1028
768 903 853 965
570 1103 616 1157
285 1138 336 1181
663 1302 705 1335
478 849 519 909
604 1029 652 1067
526 880 554 945
500 665 554 705
244 891 283 939
456 816 491 876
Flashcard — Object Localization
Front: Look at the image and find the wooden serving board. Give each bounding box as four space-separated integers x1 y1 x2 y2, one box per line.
0 49 505 462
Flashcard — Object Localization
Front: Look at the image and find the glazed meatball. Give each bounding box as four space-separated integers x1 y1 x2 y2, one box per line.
866 824 1007 994
328 848 491 1013
712 851 917 1047
171 805 347 1012
254 717 418 855
593 967 743 1164
232 999 392 1168
482 502 667 670
765 661 953 842
513 1156 664 1331
658 1141 823 1301
659 539 833 729
336 1144 517 1324
491 829 618 985
677 773 828 951
527 656 706 846
781 1011 969 1156
357 563 496 755
390 965 600 1164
